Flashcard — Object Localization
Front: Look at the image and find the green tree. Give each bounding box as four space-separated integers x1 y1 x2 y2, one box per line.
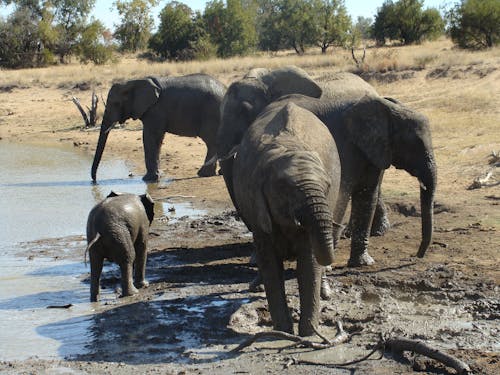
77 19 114 64
203 0 257 58
51 0 96 62
373 0 444 45
259 0 317 55
114 0 158 52
312 0 351 53
0 7 40 68
149 1 214 60
447 0 500 49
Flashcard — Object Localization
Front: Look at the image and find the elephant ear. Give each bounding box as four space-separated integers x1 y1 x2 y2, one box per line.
140 193 155 224
344 96 393 170
128 78 161 120
259 65 322 100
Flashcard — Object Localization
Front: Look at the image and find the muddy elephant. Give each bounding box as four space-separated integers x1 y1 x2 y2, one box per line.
217 67 437 267
86 191 155 302
91 74 226 182
233 100 341 336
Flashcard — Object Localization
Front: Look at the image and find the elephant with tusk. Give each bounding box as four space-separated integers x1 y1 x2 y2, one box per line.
217 67 437 266
91 74 226 182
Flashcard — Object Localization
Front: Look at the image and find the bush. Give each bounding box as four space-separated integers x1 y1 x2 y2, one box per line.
373 0 444 45
447 0 500 49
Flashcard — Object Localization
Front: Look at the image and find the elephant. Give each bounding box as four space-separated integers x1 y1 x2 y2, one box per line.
217 67 437 268
233 100 341 336
86 191 155 302
91 74 226 182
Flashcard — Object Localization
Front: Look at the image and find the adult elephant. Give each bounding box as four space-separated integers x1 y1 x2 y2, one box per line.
91 74 226 182
233 100 341 336
218 67 437 267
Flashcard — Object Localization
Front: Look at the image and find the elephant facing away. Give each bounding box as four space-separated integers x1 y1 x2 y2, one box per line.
218 67 437 267
86 191 155 302
233 101 341 336
91 74 226 182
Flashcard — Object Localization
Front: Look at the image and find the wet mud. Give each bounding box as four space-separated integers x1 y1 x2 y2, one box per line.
3 197 498 375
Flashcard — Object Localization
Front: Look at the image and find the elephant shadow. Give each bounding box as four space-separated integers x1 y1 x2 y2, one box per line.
37 293 257 365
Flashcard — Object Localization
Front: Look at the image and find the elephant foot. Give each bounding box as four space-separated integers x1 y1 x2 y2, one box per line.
90 294 99 302
135 280 149 289
120 285 139 297
197 166 216 177
371 216 390 237
249 274 264 292
320 276 332 301
142 172 160 182
298 320 317 337
347 252 375 267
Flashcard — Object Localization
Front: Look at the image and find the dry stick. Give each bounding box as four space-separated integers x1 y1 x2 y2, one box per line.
72 97 90 127
231 322 350 353
386 337 471 375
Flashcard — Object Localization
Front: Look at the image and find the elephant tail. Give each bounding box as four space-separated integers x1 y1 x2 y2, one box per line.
85 232 101 267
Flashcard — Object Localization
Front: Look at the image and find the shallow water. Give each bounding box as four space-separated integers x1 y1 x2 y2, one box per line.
0 141 205 360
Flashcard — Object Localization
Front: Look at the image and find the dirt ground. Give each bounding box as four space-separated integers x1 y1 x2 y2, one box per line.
0 60 499 374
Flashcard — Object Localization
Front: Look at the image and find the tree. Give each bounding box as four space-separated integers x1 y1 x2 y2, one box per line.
113 0 158 52
447 0 500 49
312 0 351 53
373 0 444 45
0 0 114 67
149 1 214 60
0 7 40 68
259 0 317 55
203 0 257 58
77 20 114 64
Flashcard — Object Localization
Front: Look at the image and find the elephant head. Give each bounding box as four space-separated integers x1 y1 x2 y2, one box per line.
217 66 323 160
107 190 155 224
91 78 161 182
343 96 437 258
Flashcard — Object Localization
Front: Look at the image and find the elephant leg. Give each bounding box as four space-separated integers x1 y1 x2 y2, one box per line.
320 268 332 300
89 249 104 302
255 235 293 334
134 238 149 289
197 134 217 177
296 247 323 337
371 189 391 236
119 261 139 297
348 175 382 267
142 126 165 182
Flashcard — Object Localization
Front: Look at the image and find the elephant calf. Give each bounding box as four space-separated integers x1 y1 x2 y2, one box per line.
86 191 154 302
233 100 341 336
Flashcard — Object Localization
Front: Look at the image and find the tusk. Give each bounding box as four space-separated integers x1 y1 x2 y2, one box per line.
201 154 218 168
219 144 240 161
419 180 427 191
104 123 116 134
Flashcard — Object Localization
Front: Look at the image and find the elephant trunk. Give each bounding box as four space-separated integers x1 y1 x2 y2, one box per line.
302 187 335 266
416 157 437 258
91 124 111 182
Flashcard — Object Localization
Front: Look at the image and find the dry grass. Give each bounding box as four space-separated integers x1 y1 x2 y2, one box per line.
1 37 498 89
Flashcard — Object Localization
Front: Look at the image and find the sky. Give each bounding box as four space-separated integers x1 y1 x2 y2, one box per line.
0 0 451 31
91 0 450 31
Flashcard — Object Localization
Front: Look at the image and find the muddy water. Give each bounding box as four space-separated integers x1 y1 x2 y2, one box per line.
0 141 205 360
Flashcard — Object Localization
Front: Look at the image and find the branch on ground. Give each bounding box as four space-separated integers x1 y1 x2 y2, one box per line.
72 91 99 128
230 321 350 353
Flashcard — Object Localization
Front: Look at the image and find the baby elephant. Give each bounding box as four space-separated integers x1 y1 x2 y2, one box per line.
86 191 155 302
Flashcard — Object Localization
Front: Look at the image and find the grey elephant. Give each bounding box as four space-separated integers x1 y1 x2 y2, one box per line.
86 191 155 302
91 74 226 182
233 100 341 336
217 67 437 267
